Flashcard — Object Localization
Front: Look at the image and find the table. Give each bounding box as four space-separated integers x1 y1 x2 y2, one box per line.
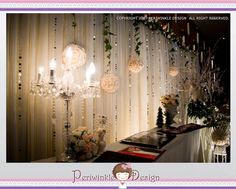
34 127 213 163
106 127 213 162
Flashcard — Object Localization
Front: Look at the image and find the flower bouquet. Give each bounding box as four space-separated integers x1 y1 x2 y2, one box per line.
70 127 101 161
160 94 179 125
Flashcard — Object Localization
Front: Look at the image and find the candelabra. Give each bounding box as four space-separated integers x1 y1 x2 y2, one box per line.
30 43 101 161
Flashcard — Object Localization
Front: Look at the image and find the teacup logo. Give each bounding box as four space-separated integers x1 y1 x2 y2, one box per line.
112 163 132 189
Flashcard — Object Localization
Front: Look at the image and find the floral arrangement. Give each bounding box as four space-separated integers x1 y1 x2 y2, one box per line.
70 127 103 161
160 94 179 108
160 94 179 125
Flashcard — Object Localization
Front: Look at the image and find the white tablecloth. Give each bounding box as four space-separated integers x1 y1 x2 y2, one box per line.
35 127 213 162
106 127 213 162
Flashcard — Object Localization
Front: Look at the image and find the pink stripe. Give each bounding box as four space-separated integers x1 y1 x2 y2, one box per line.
1 178 236 182
161 178 236 182
0 0 236 3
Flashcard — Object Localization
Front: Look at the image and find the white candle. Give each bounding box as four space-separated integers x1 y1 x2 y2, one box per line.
49 58 57 82
213 72 216 82
37 66 44 83
193 44 195 51
196 32 199 44
187 22 190 36
86 62 96 85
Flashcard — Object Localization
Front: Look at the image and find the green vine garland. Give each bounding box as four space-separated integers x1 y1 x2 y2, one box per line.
103 14 115 72
133 20 143 56
129 14 195 54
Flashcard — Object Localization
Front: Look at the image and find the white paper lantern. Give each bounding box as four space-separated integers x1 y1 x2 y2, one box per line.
101 73 119 93
128 57 144 73
62 43 86 70
169 66 179 77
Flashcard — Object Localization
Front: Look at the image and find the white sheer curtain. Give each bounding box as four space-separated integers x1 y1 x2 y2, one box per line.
7 14 199 162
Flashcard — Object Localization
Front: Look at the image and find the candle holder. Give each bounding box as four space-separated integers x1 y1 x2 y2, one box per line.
79 81 101 98
30 44 100 162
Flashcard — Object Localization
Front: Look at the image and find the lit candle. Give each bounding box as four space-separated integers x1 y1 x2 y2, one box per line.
62 70 74 90
196 32 199 44
86 62 95 85
37 66 44 83
49 58 57 82
187 22 190 36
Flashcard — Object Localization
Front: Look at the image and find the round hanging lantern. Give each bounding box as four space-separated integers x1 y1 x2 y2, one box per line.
62 43 86 70
169 66 179 77
101 73 119 93
128 57 144 73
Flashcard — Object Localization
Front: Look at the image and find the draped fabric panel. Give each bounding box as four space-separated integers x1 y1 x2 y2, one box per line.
7 14 199 162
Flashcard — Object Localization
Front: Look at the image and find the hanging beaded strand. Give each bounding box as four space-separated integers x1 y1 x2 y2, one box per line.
114 16 118 142
17 47 23 156
145 29 150 128
92 14 96 134
128 27 132 132
151 31 155 98
158 31 162 92
51 16 57 156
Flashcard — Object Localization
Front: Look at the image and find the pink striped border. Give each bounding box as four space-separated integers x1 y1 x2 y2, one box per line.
1 178 236 182
0 0 236 3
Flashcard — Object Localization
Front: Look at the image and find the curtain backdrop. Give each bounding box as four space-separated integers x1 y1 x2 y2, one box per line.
7 14 199 162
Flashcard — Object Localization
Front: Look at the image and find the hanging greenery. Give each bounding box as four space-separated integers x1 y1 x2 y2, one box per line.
133 20 143 56
128 14 196 54
103 14 115 72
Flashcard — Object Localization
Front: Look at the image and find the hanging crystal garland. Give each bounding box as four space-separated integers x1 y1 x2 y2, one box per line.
128 28 132 129
128 20 144 73
51 16 57 156
114 25 118 142
17 48 23 155
101 14 119 94
145 30 150 127
150 31 155 98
